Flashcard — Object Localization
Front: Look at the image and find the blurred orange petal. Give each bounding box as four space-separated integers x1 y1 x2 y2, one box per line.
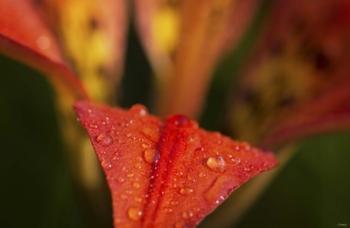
135 0 260 117
0 0 87 99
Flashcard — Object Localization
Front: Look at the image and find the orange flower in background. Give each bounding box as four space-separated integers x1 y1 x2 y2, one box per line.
230 0 350 146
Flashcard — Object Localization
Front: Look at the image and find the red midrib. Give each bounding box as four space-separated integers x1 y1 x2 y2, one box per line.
141 118 191 227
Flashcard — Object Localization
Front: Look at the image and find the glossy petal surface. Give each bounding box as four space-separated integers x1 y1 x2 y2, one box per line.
0 0 87 98
75 101 277 227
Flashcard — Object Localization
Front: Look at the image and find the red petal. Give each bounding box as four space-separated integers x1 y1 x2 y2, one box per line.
0 0 87 99
262 79 350 147
74 101 277 227
230 0 350 146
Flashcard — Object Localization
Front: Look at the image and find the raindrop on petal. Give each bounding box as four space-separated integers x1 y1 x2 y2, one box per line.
143 149 156 164
179 187 194 195
127 207 142 221
95 133 113 146
206 156 226 172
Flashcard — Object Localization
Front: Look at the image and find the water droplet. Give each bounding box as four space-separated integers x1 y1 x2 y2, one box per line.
89 123 98 129
231 157 241 165
206 156 226 172
143 149 155 164
131 104 148 116
171 115 190 127
135 197 142 203
165 208 173 213
182 211 194 219
95 133 112 146
36 35 51 50
115 218 121 224
134 163 142 170
170 200 178 206
133 182 141 189
101 160 112 169
179 187 194 195
141 143 149 149
117 177 125 183
199 172 206 177
128 207 142 221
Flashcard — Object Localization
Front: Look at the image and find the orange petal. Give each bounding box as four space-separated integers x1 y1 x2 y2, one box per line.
135 0 260 117
0 0 87 99
74 101 277 227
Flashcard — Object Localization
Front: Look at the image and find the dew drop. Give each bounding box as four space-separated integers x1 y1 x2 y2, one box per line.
206 156 226 172
134 163 142 170
95 133 112 146
131 104 148 116
115 218 121 224
182 211 194 219
179 187 194 195
36 35 51 50
143 149 155 164
170 200 178 206
182 212 189 219
89 123 98 129
165 208 173 213
133 182 141 189
101 160 112 169
128 207 142 221
135 197 143 203
199 172 206 177
117 177 125 183
141 143 149 149
171 115 190 127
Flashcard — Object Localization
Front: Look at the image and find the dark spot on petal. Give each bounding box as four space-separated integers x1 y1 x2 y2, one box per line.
270 39 284 56
97 65 107 76
89 17 100 31
278 96 296 107
314 51 331 71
